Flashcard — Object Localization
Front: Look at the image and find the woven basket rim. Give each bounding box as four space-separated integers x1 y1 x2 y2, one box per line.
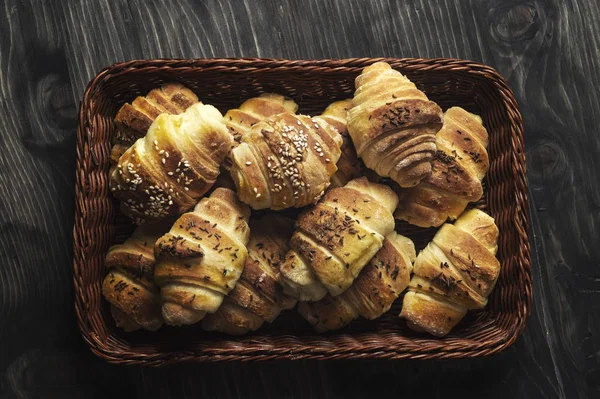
73 57 531 365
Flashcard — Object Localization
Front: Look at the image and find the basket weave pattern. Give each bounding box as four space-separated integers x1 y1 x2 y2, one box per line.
73 58 531 365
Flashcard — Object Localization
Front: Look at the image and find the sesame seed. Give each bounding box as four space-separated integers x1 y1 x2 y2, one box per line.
162 158 166 164
253 187 258 193
246 161 252 166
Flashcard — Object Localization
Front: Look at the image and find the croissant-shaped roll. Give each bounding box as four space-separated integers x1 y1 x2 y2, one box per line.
153 188 251 326
102 222 171 331
218 93 299 184
347 61 443 187
394 107 490 227
111 83 198 163
279 177 398 301
298 232 415 332
224 93 299 143
316 99 366 188
202 215 296 335
110 103 233 224
399 209 500 336
229 111 343 210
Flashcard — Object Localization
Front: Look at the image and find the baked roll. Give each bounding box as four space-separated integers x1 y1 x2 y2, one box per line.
298 232 416 332
110 103 233 224
347 61 443 187
224 93 299 143
218 93 299 187
202 215 296 335
317 99 367 188
229 111 343 210
399 209 500 336
279 177 399 301
112 83 198 163
153 188 251 326
394 107 490 227
102 222 171 331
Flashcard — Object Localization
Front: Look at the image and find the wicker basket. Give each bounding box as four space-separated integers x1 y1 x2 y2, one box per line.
73 58 531 365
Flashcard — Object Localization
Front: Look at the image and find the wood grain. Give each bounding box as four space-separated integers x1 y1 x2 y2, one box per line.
0 0 599 398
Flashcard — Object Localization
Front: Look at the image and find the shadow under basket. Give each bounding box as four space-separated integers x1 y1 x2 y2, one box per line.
73 58 531 365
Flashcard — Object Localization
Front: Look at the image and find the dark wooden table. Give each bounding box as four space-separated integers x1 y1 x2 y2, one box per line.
1 1 598 398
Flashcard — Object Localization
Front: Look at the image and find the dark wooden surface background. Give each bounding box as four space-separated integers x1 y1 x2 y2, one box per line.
0 0 598 398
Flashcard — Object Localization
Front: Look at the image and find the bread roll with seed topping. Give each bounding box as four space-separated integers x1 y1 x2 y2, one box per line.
399 209 500 336
298 232 415 332
279 177 398 301
229 110 343 210
110 103 233 225
347 62 443 187
224 93 299 143
102 221 171 332
153 188 251 326
218 93 300 186
394 107 490 227
202 214 296 335
111 83 198 163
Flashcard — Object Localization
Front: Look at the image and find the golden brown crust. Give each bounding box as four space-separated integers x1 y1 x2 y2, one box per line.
347 62 443 188
230 111 343 210
201 214 295 334
153 188 251 326
453 208 499 254
279 178 398 301
298 233 416 331
202 298 264 335
102 270 163 331
113 83 198 160
110 103 234 224
400 291 467 337
399 209 500 336
394 107 490 227
297 295 357 333
110 306 142 332
224 93 299 142
316 99 369 188
101 222 171 331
